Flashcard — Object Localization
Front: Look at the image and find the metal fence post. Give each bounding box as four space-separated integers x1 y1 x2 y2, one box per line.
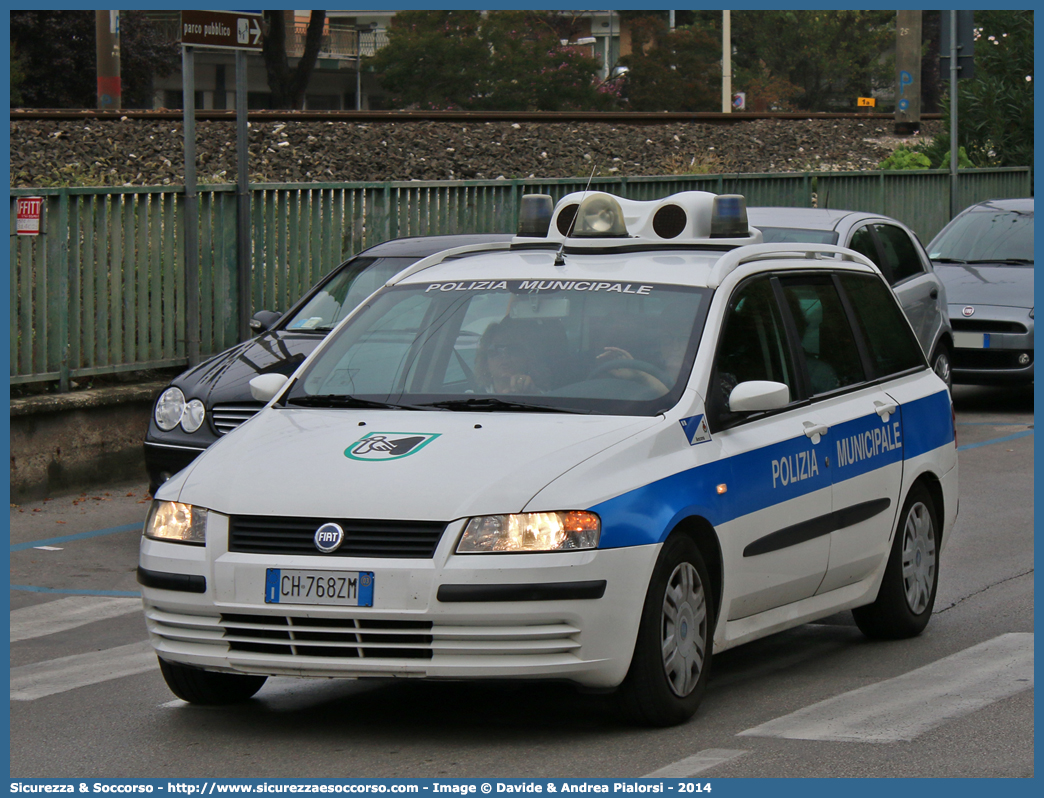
53 190 71 391
183 45 200 366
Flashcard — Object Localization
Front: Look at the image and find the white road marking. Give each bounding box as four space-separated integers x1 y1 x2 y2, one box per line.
34 546 63 551
10 595 142 642
10 641 156 701
739 633 1034 743
643 749 749 777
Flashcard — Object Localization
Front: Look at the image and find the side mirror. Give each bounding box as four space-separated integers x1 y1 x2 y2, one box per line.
729 380 790 413
249 373 290 403
250 310 282 333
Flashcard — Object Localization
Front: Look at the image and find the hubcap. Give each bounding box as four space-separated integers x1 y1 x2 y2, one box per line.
934 353 951 386
901 502 936 614
661 561 708 697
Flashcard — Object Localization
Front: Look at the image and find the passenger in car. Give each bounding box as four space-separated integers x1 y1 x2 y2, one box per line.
475 318 568 394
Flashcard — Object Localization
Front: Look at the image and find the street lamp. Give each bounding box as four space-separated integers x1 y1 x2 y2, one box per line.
356 23 378 111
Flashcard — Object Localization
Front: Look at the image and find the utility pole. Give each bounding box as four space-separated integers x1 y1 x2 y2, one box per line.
95 10 121 109
722 11 732 113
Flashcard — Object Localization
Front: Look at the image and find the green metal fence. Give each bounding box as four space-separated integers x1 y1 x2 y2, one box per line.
9 168 1031 390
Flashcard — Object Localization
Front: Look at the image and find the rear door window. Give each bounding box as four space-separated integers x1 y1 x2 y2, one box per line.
839 273 925 378
874 224 925 284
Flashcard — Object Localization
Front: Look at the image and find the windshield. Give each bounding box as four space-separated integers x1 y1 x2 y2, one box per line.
286 279 711 416
929 207 1034 264
284 256 420 331
755 227 838 245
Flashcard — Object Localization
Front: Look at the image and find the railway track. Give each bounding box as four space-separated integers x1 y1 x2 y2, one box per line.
11 108 942 124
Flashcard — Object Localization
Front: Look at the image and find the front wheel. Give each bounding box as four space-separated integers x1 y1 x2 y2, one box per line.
931 345 953 390
618 535 714 726
158 658 267 705
853 483 939 639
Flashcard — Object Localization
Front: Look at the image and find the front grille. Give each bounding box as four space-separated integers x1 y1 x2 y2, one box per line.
229 515 447 558
146 606 584 663
211 403 264 435
951 319 1028 334
222 613 434 659
953 350 1032 370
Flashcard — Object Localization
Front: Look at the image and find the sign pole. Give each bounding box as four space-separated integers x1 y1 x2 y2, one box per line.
949 10 959 219
178 10 263 349
183 44 200 367
236 48 252 342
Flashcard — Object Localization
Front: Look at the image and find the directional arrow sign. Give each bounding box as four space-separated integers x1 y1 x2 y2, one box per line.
180 10 264 51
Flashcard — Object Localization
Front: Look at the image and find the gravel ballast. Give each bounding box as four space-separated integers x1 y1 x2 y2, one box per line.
10 116 940 187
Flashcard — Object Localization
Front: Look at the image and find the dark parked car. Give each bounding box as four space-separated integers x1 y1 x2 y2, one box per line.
747 208 954 387
927 199 1034 385
144 234 513 493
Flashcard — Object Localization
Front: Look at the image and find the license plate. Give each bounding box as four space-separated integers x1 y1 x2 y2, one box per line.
265 569 374 606
954 332 990 349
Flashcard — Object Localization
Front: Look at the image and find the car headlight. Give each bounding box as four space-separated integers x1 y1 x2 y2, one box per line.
144 501 208 545
154 387 186 431
181 399 206 432
456 511 600 553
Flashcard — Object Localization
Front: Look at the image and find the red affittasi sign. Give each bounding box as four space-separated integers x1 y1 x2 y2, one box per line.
16 196 43 236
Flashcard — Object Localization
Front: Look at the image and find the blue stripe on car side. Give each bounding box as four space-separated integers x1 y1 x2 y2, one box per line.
899 390 954 459
593 389 952 550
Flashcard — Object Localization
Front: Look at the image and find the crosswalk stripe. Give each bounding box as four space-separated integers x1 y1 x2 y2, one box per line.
10 641 156 701
643 749 749 777
738 632 1034 743
10 595 143 642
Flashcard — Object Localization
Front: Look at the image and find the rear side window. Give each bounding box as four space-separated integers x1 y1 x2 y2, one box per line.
839 273 925 378
875 224 924 284
848 226 880 272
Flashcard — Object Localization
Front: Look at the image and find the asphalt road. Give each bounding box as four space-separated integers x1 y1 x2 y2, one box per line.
8 384 1034 779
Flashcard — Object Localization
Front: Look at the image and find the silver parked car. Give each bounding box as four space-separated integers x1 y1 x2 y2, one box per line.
927 198 1034 385
748 208 953 387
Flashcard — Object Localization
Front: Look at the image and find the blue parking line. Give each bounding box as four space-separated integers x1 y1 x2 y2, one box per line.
9 584 141 597
958 429 1034 452
957 422 1034 427
9 522 142 552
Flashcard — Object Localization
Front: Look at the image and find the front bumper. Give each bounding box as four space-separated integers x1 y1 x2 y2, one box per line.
139 513 659 689
949 305 1034 385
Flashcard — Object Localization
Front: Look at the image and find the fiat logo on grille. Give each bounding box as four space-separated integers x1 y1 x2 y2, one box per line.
314 523 345 553
962 306 976 317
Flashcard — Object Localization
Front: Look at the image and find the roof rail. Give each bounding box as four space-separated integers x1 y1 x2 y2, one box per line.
384 241 515 286
706 243 878 288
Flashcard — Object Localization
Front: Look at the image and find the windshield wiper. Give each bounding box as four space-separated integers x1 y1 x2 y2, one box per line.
965 258 1034 265
931 257 967 264
422 397 588 414
286 394 422 410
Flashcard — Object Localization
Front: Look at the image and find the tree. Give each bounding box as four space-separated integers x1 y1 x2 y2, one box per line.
261 10 327 109
730 11 894 111
10 11 178 108
616 16 722 111
951 10 1033 167
371 10 613 111
11 44 26 106
369 11 488 109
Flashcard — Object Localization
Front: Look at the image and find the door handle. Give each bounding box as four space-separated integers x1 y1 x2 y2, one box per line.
803 421 829 443
930 288 939 299
874 400 898 421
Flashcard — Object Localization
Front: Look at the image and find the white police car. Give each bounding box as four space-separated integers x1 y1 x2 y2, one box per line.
139 190 958 726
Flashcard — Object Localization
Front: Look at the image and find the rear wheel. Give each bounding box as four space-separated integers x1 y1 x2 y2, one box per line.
619 535 714 726
853 483 939 639
158 658 267 705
